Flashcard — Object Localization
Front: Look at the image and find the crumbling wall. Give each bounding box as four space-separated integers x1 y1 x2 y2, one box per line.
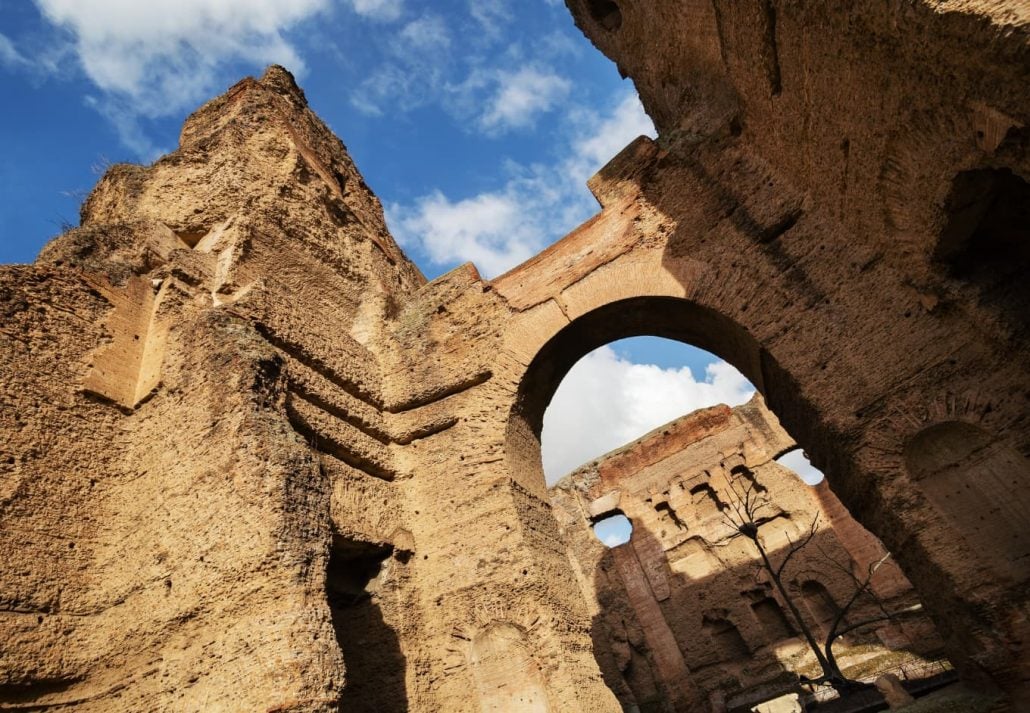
2 0 1029 708
551 397 941 710
0 65 621 713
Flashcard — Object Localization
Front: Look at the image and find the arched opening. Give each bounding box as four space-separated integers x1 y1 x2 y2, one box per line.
775 448 825 485
748 594 795 643
800 580 840 636
507 296 769 495
540 335 755 485
702 615 750 663
937 167 1030 336
513 296 949 709
937 168 1030 267
690 484 726 521
904 421 1030 579
326 536 408 711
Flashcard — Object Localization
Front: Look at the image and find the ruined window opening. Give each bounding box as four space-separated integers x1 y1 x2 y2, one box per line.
689 483 726 516
936 168 1030 325
937 168 1029 267
702 615 750 662
774 447 825 485
730 464 767 492
800 580 839 634
750 596 794 642
592 512 633 548
586 0 622 32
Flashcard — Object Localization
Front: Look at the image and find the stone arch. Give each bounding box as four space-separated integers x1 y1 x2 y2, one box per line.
494 252 1021 698
506 295 779 495
904 421 1030 579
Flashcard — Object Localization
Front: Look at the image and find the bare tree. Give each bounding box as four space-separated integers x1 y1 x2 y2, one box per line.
721 473 918 694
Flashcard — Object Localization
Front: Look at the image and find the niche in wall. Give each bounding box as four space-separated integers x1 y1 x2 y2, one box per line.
326 536 408 712
586 0 622 31
904 421 1030 579
936 167 1030 327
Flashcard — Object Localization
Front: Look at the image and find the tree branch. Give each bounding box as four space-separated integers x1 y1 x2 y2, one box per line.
833 604 923 639
774 515 820 579
825 553 893 644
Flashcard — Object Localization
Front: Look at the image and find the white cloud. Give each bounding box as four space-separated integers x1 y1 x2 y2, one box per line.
399 14 450 50
569 92 657 181
476 67 571 133
389 88 655 277
351 62 433 116
350 14 454 116
0 33 30 69
541 347 755 483
350 0 403 22
33 0 328 155
389 189 537 276
468 0 511 38
36 0 325 110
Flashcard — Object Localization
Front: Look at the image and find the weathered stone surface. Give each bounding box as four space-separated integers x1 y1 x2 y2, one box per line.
551 397 940 710
1 66 424 712
875 672 917 710
752 692 801 713
1 0 1029 709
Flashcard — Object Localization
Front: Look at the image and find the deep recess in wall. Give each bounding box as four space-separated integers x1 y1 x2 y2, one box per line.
326 537 408 712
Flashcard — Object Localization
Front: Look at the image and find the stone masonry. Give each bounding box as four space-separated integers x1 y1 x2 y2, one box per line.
1 0 1029 710
551 396 942 711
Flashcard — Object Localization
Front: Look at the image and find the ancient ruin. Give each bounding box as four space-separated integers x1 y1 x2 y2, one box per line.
551 396 944 711
1 1 1028 711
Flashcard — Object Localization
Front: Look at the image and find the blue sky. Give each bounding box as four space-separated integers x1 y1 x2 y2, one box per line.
0 0 822 488
0 0 649 273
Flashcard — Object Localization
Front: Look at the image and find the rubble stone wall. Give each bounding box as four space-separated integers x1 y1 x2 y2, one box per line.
1 0 1029 709
550 396 941 711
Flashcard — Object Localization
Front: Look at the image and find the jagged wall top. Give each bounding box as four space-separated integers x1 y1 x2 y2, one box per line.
42 66 424 297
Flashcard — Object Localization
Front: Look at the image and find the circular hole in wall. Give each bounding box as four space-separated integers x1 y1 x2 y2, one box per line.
592 513 633 547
